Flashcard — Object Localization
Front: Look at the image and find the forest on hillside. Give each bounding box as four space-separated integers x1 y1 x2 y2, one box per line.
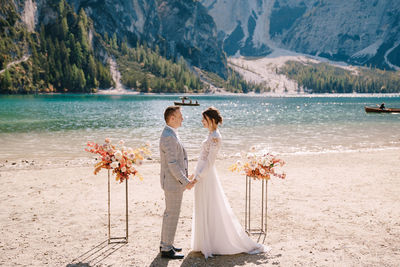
107 39 204 93
279 61 400 94
0 0 205 94
0 0 277 94
34 3 114 93
5 0 397 95
0 0 113 93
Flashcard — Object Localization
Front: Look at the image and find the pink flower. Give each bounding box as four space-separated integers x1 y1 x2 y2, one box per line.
114 150 123 160
110 162 118 168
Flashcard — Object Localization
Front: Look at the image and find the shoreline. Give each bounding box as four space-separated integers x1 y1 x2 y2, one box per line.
2 92 400 97
1 147 400 172
1 149 399 266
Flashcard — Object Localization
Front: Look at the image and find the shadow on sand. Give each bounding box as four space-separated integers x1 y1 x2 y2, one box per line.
66 239 127 267
149 250 282 267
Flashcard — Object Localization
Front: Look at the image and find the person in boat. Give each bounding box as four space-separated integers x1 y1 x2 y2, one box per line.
379 103 386 110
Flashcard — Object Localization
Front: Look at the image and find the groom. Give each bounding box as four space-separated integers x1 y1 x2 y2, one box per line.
159 106 196 259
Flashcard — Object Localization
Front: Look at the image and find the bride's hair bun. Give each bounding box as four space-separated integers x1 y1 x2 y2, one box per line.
202 106 223 125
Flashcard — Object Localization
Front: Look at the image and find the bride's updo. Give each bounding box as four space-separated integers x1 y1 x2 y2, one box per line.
202 106 223 125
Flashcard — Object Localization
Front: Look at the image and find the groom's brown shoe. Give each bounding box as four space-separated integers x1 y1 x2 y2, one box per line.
161 249 184 259
159 246 182 252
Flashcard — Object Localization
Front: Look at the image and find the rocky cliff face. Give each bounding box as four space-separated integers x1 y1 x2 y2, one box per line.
202 0 400 69
276 0 400 69
67 0 228 77
20 0 37 32
68 0 160 46
5 0 228 79
157 0 227 77
201 0 273 57
10 0 400 76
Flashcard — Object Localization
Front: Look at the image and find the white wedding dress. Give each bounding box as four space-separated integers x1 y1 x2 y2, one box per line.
191 129 270 258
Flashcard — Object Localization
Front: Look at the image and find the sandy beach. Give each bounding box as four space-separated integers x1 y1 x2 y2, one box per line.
1 149 399 266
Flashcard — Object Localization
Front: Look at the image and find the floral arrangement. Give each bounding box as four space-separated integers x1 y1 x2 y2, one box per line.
229 146 286 180
85 138 151 183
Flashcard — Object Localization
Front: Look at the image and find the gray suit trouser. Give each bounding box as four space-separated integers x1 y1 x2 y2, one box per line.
160 190 183 251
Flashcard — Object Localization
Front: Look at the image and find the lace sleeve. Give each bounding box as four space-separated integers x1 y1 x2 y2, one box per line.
194 136 221 181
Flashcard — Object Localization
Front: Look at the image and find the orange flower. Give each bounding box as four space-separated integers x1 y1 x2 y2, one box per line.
85 139 151 183
229 147 286 180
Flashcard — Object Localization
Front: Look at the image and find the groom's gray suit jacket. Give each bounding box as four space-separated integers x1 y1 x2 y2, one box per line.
159 126 190 191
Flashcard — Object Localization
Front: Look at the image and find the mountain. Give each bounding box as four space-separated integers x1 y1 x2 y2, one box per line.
200 0 273 57
201 0 400 70
2 0 400 94
0 0 115 93
67 0 228 78
0 0 214 94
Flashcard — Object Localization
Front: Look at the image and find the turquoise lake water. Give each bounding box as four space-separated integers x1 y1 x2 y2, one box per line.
1 94 400 162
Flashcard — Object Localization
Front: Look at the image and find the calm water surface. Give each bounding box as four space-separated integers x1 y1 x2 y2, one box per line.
1 94 400 162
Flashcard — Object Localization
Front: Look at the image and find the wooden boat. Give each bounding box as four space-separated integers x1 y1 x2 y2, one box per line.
364 106 400 113
174 97 200 106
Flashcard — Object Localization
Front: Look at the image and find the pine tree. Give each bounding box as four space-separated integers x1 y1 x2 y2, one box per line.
78 68 86 90
1 69 12 92
112 33 118 50
61 18 68 39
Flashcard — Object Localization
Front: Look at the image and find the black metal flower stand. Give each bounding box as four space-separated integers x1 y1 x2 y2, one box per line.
245 175 268 242
107 169 128 244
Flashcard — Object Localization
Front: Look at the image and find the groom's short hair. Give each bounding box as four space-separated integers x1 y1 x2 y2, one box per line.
164 106 181 123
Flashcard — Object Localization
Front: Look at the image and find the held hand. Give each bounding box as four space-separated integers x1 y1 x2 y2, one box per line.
185 182 194 190
185 179 197 190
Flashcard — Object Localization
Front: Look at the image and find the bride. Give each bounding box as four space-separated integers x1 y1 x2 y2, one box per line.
191 107 271 259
